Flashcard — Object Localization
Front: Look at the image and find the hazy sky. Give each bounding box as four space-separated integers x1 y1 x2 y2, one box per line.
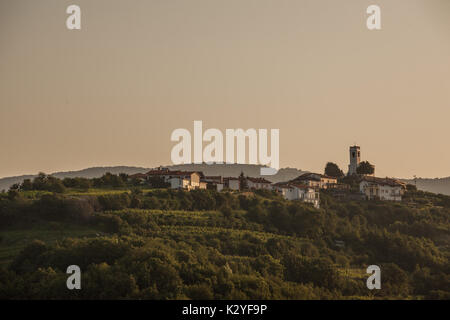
1 0 449 178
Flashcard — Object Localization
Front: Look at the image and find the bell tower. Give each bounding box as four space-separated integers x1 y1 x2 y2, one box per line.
348 145 360 175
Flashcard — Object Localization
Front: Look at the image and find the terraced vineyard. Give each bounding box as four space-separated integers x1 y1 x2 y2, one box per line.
0 183 449 299
0 224 101 268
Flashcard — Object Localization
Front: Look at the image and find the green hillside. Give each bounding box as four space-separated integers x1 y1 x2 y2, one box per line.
0 174 449 299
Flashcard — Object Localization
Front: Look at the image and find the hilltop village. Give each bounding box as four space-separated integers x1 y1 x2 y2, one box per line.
129 146 407 208
1 146 448 301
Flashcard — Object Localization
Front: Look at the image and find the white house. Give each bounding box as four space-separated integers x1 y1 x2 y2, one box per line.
246 177 273 190
169 177 191 189
202 176 224 192
273 183 320 208
359 176 406 201
291 173 337 189
145 168 205 190
224 177 240 191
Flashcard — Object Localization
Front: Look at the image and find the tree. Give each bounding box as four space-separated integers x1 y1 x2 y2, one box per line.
147 176 169 188
356 161 375 175
46 176 66 193
324 162 344 178
9 183 20 191
33 172 48 190
220 206 233 218
238 172 248 191
21 179 33 191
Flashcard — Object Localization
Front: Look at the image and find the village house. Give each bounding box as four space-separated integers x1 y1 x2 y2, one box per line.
203 176 222 184
168 174 207 190
223 177 240 191
290 173 337 189
202 176 224 192
359 176 406 201
140 168 207 190
245 177 273 190
273 182 320 208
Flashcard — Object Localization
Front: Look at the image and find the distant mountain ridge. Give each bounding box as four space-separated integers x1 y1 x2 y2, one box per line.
0 166 150 192
0 164 304 192
1 165 449 196
400 177 450 196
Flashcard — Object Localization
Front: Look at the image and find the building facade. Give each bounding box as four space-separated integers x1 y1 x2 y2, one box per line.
359 176 406 201
144 168 205 190
246 177 273 190
223 177 240 191
273 183 320 208
291 173 337 189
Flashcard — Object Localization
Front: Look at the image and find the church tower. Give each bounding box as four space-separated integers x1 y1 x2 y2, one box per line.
348 145 360 176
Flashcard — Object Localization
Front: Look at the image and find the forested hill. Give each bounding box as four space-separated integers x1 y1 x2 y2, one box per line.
0 174 449 299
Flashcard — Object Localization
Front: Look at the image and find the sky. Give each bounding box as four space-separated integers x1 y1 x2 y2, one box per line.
0 0 449 179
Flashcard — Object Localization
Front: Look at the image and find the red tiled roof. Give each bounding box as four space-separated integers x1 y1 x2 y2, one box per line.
145 170 203 177
273 182 316 190
273 183 293 190
145 170 171 176
246 177 272 184
360 176 406 187
202 176 223 184
290 183 317 190
273 182 290 187
129 173 147 179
